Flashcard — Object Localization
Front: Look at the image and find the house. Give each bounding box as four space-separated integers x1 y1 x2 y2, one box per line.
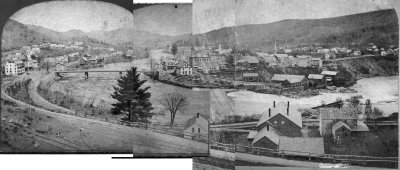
236 56 259 68
307 74 326 88
24 59 39 70
310 57 322 68
5 59 25 75
331 120 369 144
295 55 311 67
190 56 220 73
256 101 303 137
242 72 259 82
278 137 324 155
183 113 208 140
177 62 193 75
318 107 363 138
320 71 337 83
261 56 278 67
270 74 308 89
252 125 281 149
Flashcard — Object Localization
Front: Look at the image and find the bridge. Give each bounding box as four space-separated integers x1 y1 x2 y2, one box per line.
55 70 155 79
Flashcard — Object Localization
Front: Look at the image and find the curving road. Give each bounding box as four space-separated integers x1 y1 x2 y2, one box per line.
2 71 208 154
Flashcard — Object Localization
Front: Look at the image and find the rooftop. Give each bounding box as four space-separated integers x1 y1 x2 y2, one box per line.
257 101 302 128
252 126 281 145
184 114 208 130
308 74 325 80
243 72 259 77
321 71 337 76
271 74 307 84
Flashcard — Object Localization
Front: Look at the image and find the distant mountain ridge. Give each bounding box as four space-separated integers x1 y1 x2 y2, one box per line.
2 9 398 52
175 9 399 51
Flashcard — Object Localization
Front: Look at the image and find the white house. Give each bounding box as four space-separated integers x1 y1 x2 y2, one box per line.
5 59 25 75
183 113 208 141
177 63 193 75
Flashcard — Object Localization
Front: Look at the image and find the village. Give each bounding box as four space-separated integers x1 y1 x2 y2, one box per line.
145 41 398 99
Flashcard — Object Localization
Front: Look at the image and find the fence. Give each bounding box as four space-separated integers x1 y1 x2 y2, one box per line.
42 108 209 144
210 141 398 168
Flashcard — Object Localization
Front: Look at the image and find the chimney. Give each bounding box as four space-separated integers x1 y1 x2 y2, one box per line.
287 108 289 116
273 101 275 108
267 124 269 131
268 108 271 117
287 101 290 108
197 113 200 118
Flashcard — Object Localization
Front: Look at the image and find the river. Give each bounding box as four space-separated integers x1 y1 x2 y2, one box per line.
226 76 398 117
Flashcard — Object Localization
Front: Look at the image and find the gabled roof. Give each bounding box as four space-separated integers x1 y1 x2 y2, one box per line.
243 72 259 77
308 74 325 80
332 121 351 133
247 131 257 139
257 101 302 127
252 126 281 145
319 107 359 120
279 137 324 155
184 114 208 130
321 71 337 76
271 74 307 84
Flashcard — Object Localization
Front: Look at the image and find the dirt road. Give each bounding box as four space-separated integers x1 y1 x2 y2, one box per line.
1 71 208 154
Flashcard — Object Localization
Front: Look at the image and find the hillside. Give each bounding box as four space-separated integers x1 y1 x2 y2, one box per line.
175 9 398 51
1 20 53 50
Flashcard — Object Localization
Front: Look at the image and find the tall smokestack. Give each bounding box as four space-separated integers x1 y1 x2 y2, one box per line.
197 113 200 118
287 101 290 108
287 108 289 116
268 108 271 117
273 101 275 108
267 124 269 131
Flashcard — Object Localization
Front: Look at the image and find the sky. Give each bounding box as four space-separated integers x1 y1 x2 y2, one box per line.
10 1 132 32
193 0 396 35
132 4 192 36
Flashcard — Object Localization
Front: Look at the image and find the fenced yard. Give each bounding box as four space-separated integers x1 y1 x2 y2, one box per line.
210 141 398 168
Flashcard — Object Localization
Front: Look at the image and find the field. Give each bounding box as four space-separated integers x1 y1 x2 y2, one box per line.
46 58 210 125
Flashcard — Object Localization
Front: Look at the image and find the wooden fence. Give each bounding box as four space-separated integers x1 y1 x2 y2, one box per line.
28 107 208 144
210 141 398 168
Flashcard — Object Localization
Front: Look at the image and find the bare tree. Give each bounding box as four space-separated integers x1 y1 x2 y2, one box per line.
161 92 189 127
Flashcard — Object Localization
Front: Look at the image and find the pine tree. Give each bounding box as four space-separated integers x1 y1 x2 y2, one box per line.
364 99 372 119
171 43 178 57
111 67 153 122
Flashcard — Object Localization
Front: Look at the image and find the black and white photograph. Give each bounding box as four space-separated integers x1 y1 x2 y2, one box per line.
190 0 399 169
1 1 209 156
0 0 399 170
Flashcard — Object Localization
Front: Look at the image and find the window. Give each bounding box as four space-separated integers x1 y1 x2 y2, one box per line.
274 121 277 124
198 128 200 133
281 121 285 124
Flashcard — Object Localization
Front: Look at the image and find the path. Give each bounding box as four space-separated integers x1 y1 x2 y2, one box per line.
2 71 208 154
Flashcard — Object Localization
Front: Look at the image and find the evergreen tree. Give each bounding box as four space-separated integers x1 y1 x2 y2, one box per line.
171 43 178 56
111 67 153 122
364 99 372 119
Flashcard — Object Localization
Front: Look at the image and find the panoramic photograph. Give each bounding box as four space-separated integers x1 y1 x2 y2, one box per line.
0 1 209 156
190 0 398 169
